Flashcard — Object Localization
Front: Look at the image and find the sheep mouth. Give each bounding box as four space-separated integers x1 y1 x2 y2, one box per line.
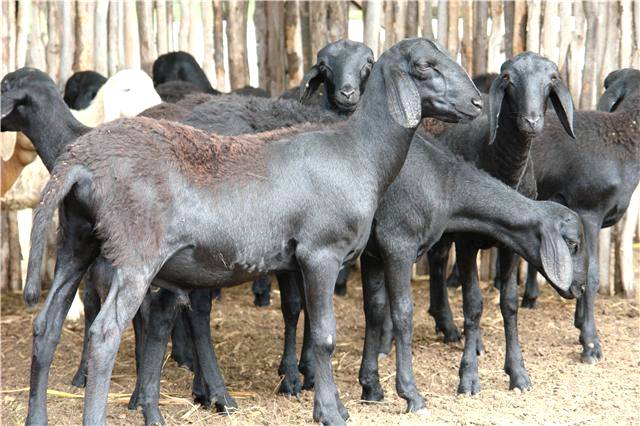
333 98 359 112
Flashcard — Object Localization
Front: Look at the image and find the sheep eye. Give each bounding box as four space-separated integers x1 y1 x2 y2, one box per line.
502 74 510 81
551 75 558 82
567 240 578 252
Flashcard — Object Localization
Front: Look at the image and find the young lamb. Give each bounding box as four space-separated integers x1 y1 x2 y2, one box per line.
424 53 576 394
521 68 640 363
357 133 586 404
25 38 482 425
63 70 107 110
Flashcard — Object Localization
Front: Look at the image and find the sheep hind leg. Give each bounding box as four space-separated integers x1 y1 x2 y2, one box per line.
427 241 461 343
71 277 101 388
82 266 155 426
252 275 272 307
521 262 540 309
276 272 304 396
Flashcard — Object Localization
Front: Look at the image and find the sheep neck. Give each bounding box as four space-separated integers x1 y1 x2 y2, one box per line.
23 97 91 171
349 71 417 199
481 105 535 190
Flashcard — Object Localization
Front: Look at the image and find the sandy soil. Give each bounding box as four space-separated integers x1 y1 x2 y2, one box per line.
2 272 639 425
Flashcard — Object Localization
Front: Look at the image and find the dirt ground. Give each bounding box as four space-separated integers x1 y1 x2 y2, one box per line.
2 271 639 425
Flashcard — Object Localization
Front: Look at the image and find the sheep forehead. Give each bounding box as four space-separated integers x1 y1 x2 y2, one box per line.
508 53 557 76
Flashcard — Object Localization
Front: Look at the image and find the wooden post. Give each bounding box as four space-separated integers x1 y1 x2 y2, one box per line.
503 0 514 58
0 209 23 293
327 1 348 42
179 0 190 52
27 1 47 70
580 1 599 109
406 1 419 37
268 2 286 95
472 0 488 76
123 0 140 68
421 0 434 40
600 0 620 94
384 1 396 49
447 0 459 57
461 0 473 74
74 0 95 71
108 0 119 75
598 228 613 295
595 1 613 98
364 0 382 56
95 0 109 76
488 0 503 72
512 0 527 55
213 0 225 90
299 1 312 69
285 1 303 87
568 0 585 104
557 0 572 73
16 0 31 68
634 0 640 67
202 0 215 84
166 0 174 51
526 0 541 55
542 0 558 62
189 0 202 61
59 0 75 84
46 1 62 80
309 1 327 57
227 0 249 90
156 0 168 55
617 185 640 298
137 0 157 74
394 0 407 43
437 0 448 48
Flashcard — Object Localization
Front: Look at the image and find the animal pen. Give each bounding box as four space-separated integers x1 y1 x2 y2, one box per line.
1 1 639 425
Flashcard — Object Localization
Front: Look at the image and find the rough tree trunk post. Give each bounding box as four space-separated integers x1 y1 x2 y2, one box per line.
394 0 407 42
108 0 119 75
526 0 541 54
227 0 250 90
568 0 585 104
213 0 225 90
447 0 459 58
2 0 16 74
421 0 434 40
202 0 215 84
594 1 612 99
461 0 473 74
542 0 558 63
189 0 202 62
74 0 95 71
255 1 268 90
285 1 303 88
26 1 46 70
472 0 488 76
598 228 613 295
299 1 312 69
123 0 140 68
619 0 633 67
503 0 514 58
488 0 503 72
179 0 190 52
600 0 620 94
268 2 286 95
634 0 640 67
95 0 109 76
137 0 157 74
16 0 31 68
406 1 419 37
46 1 62 80
118 0 126 65
327 1 348 42
617 185 640 299
309 1 327 57
558 0 572 75
0 209 23 293
59 0 75 85
364 0 382 57
384 1 396 49
437 0 448 48
512 0 527 55
166 0 174 51
580 0 599 109
156 0 168 56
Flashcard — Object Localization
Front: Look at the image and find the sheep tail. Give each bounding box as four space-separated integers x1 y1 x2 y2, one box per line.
24 164 89 307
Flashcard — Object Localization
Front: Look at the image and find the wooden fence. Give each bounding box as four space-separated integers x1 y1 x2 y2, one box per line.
1 0 639 297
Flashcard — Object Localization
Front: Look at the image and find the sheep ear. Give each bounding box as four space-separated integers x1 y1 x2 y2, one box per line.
488 77 506 144
539 225 573 292
1 93 24 119
549 80 576 139
299 65 323 102
597 84 624 112
383 66 421 128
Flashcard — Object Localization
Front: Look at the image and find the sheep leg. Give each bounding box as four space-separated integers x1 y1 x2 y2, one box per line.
498 249 531 391
71 278 101 388
134 288 180 425
427 241 461 343
575 218 602 364
358 250 387 402
186 289 237 412
456 242 483 395
298 249 347 425
251 274 272 307
26 234 97 425
170 310 194 370
521 262 540 308
83 267 153 426
296 273 316 391
383 249 428 414
334 266 349 296
127 308 149 410
276 272 304 396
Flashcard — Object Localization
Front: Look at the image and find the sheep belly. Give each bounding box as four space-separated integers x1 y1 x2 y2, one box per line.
155 243 297 289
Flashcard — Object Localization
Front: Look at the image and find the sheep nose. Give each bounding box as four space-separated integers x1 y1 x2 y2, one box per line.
524 115 541 126
340 87 356 100
471 97 483 110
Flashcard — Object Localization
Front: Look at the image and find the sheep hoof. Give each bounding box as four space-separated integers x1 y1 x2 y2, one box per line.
414 407 431 417
521 295 537 309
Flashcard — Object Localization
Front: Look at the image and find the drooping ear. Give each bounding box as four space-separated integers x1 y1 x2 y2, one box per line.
597 83 624 112
539 225 573 292
549 79 576 138
299 65 324 102
1 92 25 119
488 77 506 144
382 65 421 128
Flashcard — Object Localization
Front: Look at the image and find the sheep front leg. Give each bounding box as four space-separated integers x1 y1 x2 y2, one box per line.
383 250 428 415
427 241 461 343
299 250 347 425
456 242 483 395
276 272 304 396
83 267 153 426
358 250 388 402
498 248 531 391
575 218 603 364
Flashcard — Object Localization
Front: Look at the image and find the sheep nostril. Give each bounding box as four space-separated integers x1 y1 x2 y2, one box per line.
471 98 483 109
340 88 355 100
524 115 541 126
